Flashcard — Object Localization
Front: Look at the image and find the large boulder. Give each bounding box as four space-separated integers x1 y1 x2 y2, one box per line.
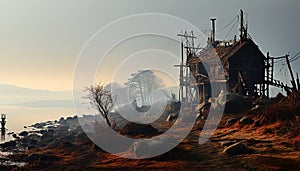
120 123 159 137
19 131 29 137
0 141 16 151
223 142 250 155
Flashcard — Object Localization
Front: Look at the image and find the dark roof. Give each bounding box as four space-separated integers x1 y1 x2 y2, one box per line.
215 40 247 60
191 39 264 64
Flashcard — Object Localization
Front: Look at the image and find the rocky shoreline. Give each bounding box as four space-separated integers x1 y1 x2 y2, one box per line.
0 93 299 170
0 116 82 168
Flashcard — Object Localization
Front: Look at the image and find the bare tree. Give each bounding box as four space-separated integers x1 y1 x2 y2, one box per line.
84 83 115 127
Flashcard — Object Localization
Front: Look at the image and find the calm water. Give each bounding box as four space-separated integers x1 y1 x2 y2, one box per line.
0 105 75 142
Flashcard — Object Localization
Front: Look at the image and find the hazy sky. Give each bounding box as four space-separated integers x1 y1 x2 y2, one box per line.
0 0 299 91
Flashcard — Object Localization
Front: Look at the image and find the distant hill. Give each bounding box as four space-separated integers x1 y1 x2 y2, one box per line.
13 100 74 108
0 84 179 108
0 84 80 107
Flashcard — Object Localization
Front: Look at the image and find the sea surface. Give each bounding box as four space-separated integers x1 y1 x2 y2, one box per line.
0 105 75 142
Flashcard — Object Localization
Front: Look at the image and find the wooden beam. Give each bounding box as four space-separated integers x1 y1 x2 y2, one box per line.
285 55 297 91
297 73 300 91
177 34 196 39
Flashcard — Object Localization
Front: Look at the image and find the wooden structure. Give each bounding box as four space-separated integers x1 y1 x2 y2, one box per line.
1 113 6 141
177 10 293 103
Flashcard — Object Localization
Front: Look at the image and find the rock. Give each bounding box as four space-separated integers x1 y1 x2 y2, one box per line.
120 123 159 137
239 116 254 125
47 125 54 129
226 118 238 126
253 119 261 127
223 142 250 155
0 140 16 149
250 105 260 111
28 139 38 146
166 113 178 122
59 117 65 124
131 139 167 158
19 131 29 137
41 130 54 140
39 129 47 134
56 125 69 132
12 134 19 139
220 141 235 147
32 122 46 129
39 130 55 147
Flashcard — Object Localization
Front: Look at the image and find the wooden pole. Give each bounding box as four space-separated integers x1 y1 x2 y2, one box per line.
285 54 297 91
240 10 243 40
296 73 300 91
180 42 184 102
210 18 216 44
1 114 6 131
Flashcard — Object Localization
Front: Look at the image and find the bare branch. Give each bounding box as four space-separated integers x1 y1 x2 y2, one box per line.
83 83 115 127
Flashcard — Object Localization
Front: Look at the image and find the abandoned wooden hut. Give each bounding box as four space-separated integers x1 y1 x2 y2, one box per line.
184 10 267 102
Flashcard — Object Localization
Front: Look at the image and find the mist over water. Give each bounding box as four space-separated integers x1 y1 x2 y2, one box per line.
1 105 75 133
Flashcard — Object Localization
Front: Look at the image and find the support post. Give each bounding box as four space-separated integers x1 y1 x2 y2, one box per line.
1 114 6 131
296 73 300 91
1 114 6 141
240 10 244 41
285 54 297 91
180 42 184 102
210 18 216 44
266 52 270 98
